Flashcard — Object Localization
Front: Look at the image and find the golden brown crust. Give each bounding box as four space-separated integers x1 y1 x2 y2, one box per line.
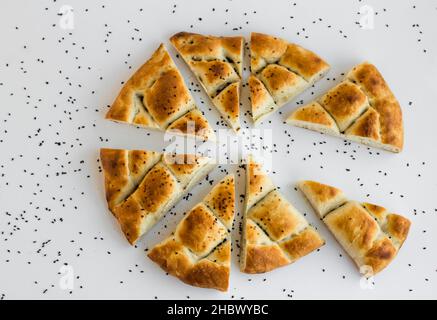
250 32 288 73
347 62 392 102
148 175 235 291
249 33 329 124
241 156 324 274
101 148 214 245
148 238 229 291
300 180 411 275
206 239 231 264
345 107 381 141
128 150 156 180
170 32 243 76
100 148 161 210
130 100 158 128
185 259 230 291
325 202 379 254
248 191 307 241
170 32 223 57
258 64 307 106
372 98 403 151
212 82 240 131
162 153 211 187
105 44 214 140
203 175 235 228
248 75 277 123
363 237 397 275
287 102 339 132
170 32 243 132
189 60 239 97
287 62 403 152
175 204 227 256
245 218 271 244
280 227 325 261
298 180 347 218
106 44 171 124
385 214 411 245
148 238 192 277
112 163 180 244
246 155 276 211
279 43 330 82
221 37 243 73
144 69 192 128
243 244 291 274
318 81 369 132
166 108 215 141
126 164 178 213
362 202 388 222
242 219 291 273
100 149 130 208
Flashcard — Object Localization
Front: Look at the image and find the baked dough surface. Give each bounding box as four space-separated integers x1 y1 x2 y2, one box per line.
100 148 215 244
241 156 325 274
105 44 215 141
299 180 411 275
171 32 243 132
287 62 404 152
148 175 235 291
249 32 330 125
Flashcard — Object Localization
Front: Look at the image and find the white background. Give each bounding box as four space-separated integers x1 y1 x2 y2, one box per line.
0 0 436 299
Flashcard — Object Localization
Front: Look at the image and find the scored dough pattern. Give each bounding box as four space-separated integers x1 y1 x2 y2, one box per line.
299 180 411 275
105 44 215 140
4 0 433 299
101 149 215 245
241 156 325 273
148 175 235 291
170 32 243 132
249 32 330 124
287 62 403 152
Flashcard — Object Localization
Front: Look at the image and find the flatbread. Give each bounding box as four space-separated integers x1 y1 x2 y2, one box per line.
170 32 243 132
241 155 325 273
299 180 411 275
105 44 215 141
100 148 215 244
249 32 330 124
148 175 235 291
287 62 404 152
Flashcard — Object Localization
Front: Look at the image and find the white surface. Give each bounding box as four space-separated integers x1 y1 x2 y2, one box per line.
0 0 436 300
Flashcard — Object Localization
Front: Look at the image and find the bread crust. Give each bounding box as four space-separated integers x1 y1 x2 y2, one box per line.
298 180 347 218
241 156 324 273
287 62 404 152
347 63 403 150
299 181 411 275
248 75 277 124
318 81 369 132
148 175 235 291
345 107 381 141
248 190 307 242
105 44 215 140
249 32 329 124
170 32 243 132
258 64 308 107
100 148 215 244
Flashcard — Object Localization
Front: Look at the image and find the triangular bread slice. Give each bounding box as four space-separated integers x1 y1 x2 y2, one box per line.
241 155 325 273
287 62 404 152
148 175 235 291
100 148 215 245
170 32 243 132
249 32 330 125
298 180 411 276
105 44 215 141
